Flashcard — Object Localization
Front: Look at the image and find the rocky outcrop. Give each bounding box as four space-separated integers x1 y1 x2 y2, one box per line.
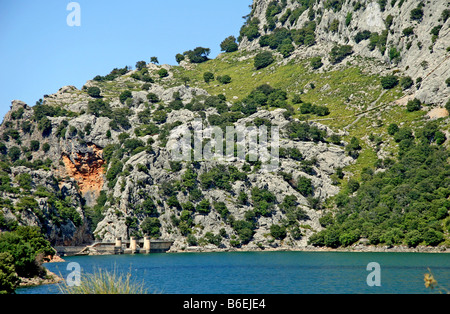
61 144 105 206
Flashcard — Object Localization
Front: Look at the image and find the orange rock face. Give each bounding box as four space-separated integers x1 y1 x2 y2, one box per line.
62 144 105 199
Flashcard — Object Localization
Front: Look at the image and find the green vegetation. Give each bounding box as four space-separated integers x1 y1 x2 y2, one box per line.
59 267 148 294
254 51 274 70
309 122 450 248
0 226 54 293
220 36 239 53
329 45 353 64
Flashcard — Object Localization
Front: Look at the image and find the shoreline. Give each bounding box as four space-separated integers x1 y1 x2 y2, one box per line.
168 244 450 254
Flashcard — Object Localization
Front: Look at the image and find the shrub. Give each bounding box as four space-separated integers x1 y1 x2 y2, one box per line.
196 199 211 214
203 72 215 84
354 30 371 43
30 140 40 152
184 47 211 63
310 56 323 69
387 123 399 135
87 87 101 98
270 224 287 240
402 27 414 37
296 176 313 197
220 36 238 52
217 75 232 84
158 68 169 78
380 75 399 89
410 7 424 21
175 53 185 63
8 146 21 162
329 45 353 64
119 90 132 104
254 51 274 70
406 98 422 112
400 76 414 90
0 252 19 294
446 77 450 87
42 143 50 153
146 93 159 103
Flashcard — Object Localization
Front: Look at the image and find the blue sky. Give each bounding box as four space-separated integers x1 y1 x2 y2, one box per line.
0 0 252 120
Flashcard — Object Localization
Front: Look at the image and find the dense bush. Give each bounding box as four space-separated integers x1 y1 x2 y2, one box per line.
239 18 261 42
158 68 169 78
119 90 132 104
220 36 238 53
299 103 330 116
406 98 422 112
310 56 323 69
400 76 413 90
141 217 161 238
184 47 211 63
217 75 232 84
287 121 327 142
203 72 215 84
0 226 54 292
87 87 101 98
254 51 274 70
354 30 371 43
380 75 399 89
329 45 353 64
410 7 424 21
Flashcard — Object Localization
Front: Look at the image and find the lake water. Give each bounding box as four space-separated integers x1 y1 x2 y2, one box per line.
17 251 450 294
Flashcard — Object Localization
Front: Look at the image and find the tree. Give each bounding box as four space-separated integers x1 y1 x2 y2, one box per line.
185 47 211 63
87 86 101 98
158 68 169 78
270 224 287 240
400 76 413 90
217 75 232 84
175 53 185 63
406 98 422 112
410 7 424 21
254 51 274 70
135 61 147 71
296 176 313 197
119 90 132 104
310 56 323 69
220 36 238 53
380 75 399 89
203 72 215 84
8 146 20 162
329 45 353 64
0 252 20 294
150 57 159 64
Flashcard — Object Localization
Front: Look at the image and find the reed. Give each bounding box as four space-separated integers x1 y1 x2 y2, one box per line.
58 267 148 294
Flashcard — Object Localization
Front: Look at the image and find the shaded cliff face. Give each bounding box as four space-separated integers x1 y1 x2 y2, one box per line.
239 0 450 107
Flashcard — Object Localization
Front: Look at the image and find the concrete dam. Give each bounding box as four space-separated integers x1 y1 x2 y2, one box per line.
55 237 174 256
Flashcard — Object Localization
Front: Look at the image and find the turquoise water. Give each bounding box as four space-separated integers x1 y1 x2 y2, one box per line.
17 251 450 294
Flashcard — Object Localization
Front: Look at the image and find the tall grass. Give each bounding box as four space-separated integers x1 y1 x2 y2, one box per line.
58 267 148 294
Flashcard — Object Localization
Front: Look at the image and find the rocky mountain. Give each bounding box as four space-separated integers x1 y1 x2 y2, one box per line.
0 0 449 252
240 0 450 106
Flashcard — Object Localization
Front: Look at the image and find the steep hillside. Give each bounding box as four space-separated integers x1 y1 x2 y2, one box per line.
0 0 449 252
239 0 450 106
